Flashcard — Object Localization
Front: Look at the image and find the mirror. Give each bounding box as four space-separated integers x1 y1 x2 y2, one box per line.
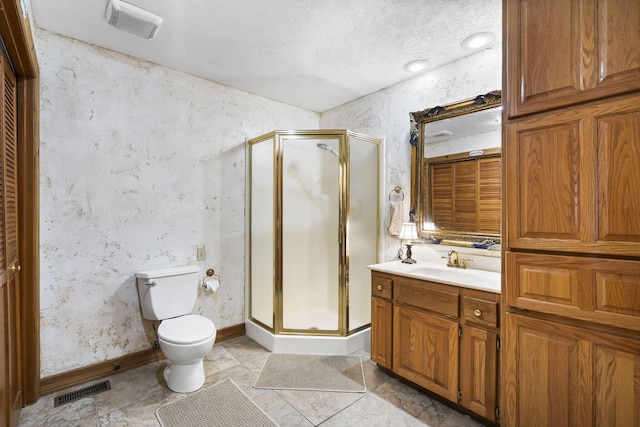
410 90 502 243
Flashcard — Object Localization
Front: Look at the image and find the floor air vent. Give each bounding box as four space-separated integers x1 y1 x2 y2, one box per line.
54 380 111 407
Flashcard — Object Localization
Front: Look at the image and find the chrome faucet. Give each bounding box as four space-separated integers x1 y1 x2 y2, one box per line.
441 250 472 269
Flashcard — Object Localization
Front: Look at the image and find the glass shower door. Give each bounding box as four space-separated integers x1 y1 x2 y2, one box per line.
280 136 341 332
347 134 379 331
249 136 274 329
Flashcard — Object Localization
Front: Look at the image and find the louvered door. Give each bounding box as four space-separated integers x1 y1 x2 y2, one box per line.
428 156 501 234
0 47 20 427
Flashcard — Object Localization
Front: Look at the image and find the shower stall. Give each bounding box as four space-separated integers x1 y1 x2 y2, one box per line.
246 130 383 354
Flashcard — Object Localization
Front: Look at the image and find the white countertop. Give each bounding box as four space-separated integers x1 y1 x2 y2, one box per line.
368 260 501 294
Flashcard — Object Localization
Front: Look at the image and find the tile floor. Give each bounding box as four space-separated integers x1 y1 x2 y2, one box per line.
18 336 487 426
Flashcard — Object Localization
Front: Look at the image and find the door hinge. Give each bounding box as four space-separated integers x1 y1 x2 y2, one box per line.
457 390 462 402
497 336 501 351
458 326 462 339
496 406 500 421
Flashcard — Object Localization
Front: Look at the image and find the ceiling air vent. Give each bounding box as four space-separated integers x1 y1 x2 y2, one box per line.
106 0 163 40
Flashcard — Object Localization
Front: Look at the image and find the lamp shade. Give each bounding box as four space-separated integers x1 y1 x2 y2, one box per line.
398 223 418 241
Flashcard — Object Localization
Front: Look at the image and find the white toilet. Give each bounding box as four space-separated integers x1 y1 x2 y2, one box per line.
136 265 217 393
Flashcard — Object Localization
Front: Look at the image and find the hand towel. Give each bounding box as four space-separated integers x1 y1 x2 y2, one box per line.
387 201 403 236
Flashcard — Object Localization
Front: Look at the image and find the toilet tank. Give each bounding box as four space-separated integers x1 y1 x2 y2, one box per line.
136 265 200 320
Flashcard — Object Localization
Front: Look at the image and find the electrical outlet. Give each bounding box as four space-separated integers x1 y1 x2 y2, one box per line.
196 244 206 261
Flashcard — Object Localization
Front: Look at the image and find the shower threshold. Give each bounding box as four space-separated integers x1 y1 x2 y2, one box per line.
245 320 370 355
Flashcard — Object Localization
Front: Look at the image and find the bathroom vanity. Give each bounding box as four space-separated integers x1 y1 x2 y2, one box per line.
369 261 500 423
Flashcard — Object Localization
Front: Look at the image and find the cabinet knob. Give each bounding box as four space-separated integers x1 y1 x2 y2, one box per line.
474 309 482 317
9 264 20 272
377 284 383 291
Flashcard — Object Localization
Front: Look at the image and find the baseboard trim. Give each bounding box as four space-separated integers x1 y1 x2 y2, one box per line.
39 323 246 396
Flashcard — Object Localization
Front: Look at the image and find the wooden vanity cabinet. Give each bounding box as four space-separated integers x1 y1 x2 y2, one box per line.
460 290 499 423
371 271 500 423
371 275 393 368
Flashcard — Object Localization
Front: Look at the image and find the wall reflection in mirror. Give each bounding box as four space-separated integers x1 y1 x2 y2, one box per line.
410 90 502 244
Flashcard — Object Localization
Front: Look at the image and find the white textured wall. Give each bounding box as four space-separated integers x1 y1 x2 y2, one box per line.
37 30 318 377
320 46 502 261
37 28 501 377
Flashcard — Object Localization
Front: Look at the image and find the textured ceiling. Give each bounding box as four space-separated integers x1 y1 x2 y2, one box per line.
30 0 501 113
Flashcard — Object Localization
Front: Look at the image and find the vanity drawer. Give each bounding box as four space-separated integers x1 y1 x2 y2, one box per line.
462 296 498 329
394 279 459 319
372 274 393 299
506 252 640 332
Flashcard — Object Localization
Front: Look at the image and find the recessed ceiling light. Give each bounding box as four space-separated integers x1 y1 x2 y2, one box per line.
404 60 428 73
461 32 495 50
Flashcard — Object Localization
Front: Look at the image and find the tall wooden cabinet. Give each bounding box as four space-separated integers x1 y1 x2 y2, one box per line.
503 0 640 425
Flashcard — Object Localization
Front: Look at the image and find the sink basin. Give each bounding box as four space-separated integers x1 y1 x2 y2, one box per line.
368 261 501 293
410 267 486 280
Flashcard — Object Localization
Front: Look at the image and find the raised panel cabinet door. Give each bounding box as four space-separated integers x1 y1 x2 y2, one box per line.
503 312 640 426
460 326 497 422
595 0 640 93
505 115 595 251
596 107 640 246
502 313 593 427
505 0 588 117
505 0 640 117
370 297 392 369
594 343 640 427
392 304 459 401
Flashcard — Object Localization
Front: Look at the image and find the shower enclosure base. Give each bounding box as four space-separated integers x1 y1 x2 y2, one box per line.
246 320 370 355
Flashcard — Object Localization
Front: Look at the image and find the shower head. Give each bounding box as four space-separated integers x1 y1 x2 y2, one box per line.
317 143 339 157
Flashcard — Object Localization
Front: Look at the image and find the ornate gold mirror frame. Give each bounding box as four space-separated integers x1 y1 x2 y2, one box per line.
409 90 502 242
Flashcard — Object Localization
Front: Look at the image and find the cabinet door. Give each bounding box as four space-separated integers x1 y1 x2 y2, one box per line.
505 95 640 256
506 252 640 332
505 0 640 117
370 297 392 369
460 326 497 422
503 313 593 426
393 304 459 401
503 313 640 426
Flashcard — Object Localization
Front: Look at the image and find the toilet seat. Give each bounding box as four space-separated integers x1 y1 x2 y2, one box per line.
158 314 216 345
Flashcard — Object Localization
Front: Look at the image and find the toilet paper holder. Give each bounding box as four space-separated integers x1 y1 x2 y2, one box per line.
202 268 221 289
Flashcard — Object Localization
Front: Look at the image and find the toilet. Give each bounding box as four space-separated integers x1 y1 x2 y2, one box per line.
136 265 217 393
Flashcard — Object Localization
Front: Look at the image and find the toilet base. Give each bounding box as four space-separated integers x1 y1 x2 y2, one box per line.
163 359 206 393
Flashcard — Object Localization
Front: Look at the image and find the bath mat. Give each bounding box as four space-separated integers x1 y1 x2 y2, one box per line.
156 379 277 427
254 354 366 393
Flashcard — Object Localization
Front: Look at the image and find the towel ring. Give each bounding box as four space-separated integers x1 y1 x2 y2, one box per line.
389 186 404 201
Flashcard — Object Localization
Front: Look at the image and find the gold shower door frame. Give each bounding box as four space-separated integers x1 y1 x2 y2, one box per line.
247 130 382 337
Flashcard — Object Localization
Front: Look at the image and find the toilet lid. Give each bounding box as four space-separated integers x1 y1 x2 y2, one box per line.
158 314 216 345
